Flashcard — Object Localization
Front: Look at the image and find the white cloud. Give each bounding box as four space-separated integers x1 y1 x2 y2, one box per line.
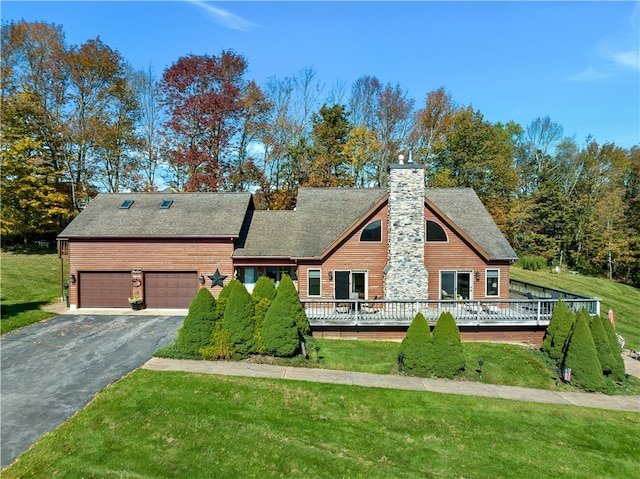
187 0 261 32
611 50 640 71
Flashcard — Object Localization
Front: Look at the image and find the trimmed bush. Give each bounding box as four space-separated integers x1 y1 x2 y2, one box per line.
399 312 433 377
175 288 218 356
200 321 234 360
541 300 575 366
563 314 604 392
431 312 465 379
215 279 241 317
588 311 615 376
262 275 306 357
252 276 277 301
601 314 626 382
252 296 271 354
223 281 256 358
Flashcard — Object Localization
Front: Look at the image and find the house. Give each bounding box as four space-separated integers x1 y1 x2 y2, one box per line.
58 162 523 339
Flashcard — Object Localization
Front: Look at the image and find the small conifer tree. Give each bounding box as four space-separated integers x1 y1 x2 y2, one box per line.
252 296 271 354
215 279 241 319
200 321 234 360
563 314 605 392
601 314 626 381
262 275 306 357
399 312 433 376
223 281 256 358
252 276 277 301
175 288 218 356
588 311 615 376
431 312 465 379
541 300 575 366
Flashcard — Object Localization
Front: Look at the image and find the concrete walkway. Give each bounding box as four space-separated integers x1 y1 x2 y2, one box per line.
143 357 640 413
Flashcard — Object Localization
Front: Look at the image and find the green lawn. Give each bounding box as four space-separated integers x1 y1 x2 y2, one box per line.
510 266 640 350
3 370 638 479
0 250 66 334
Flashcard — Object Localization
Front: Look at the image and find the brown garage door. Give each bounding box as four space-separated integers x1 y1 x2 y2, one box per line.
79 272 130 308
145 272 197 309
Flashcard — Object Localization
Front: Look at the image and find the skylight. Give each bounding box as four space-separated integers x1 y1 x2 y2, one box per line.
119 200 134 209
160 199 173 209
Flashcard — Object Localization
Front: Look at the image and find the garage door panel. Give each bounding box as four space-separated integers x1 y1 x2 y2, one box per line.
80 272 130 308
145 272 197 309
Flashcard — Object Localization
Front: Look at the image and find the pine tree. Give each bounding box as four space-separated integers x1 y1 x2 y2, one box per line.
541 300 575 366
563 314 604 392
399 312 433 377
431 312 465 379
223 281 256 358
175 288 218 356
215 279 241 319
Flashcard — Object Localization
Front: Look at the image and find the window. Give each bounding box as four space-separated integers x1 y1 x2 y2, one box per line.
426 220 447 242
308 269 321 296
119 199 134 209
160 199 173 209
360 220 381 242
486 269 499 297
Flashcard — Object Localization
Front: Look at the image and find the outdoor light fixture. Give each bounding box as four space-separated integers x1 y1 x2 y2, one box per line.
199 274 205 285
328 271 333 280
398 352 405 373
475 271 480 281
69 274 76 284
477 360 484 380
625 373 630 392
315 346 320 364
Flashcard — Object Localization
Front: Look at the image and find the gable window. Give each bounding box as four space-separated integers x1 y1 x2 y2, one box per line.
426 220 447 242
360 220 381 242
486 269 499 297
308 269 321 296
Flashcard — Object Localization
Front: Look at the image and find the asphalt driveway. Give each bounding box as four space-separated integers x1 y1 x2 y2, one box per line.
1 313 184 469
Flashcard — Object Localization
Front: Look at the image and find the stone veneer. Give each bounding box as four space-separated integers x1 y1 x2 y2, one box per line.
383 163 430 300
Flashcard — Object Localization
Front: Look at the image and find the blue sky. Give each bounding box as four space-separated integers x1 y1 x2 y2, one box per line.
3 1 639 149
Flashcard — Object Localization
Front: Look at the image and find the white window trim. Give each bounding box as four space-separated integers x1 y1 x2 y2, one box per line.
485 269 500 297
308 268 322 297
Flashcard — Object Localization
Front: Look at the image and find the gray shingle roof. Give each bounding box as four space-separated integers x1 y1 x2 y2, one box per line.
425 188 518 261
234 188 387 258
58 192 253 238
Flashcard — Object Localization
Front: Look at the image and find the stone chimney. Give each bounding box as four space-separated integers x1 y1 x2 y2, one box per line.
383 160 429 300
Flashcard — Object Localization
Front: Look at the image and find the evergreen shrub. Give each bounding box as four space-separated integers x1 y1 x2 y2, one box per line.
601 314 626 382
252 296 271 354
431 312 465 379
262 275 306 357
200 321 234 360
541 300 575 366
223 281 256 358
563 314 604 392
588 311 615 376
399 312 433 377
175 288 218 356
252 276 277 301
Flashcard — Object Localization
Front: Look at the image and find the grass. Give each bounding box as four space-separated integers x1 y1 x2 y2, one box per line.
2 369 639 479
157 337 640 395
0 249 66 334
510 266 640 351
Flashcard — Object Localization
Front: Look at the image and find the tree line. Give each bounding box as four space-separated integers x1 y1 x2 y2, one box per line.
2 21 638 285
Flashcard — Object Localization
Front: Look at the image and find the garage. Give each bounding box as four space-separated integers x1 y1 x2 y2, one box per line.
79 272 130 308
144 272 198 309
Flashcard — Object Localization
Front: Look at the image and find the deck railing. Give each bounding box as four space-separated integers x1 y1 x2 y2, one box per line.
301 298 600 327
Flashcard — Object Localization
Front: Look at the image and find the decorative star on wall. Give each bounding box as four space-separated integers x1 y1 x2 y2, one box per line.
208 269 227 288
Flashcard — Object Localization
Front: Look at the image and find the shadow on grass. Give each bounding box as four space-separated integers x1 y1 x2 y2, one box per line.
1 301 49 320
